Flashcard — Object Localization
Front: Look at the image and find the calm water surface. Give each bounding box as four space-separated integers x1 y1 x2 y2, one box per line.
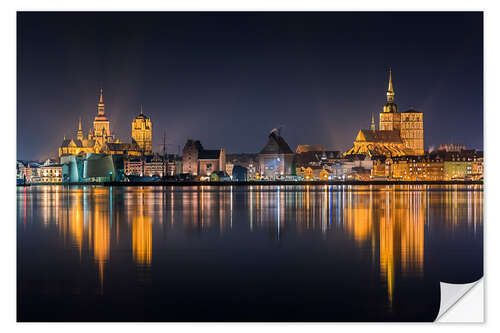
17 185 483 321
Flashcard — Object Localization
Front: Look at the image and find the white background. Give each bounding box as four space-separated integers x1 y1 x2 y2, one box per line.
0 0 496 331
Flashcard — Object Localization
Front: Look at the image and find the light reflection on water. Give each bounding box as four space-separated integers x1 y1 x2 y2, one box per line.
17 185 483 321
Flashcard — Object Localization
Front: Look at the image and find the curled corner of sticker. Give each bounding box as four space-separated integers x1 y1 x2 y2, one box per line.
435 278 483 323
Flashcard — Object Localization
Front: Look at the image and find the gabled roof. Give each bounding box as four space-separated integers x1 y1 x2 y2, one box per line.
259 133 294 154
134 114 150 120
68 139 85 148
61 137 94 148
345 143 409 157
295 144 325 153
199 149 222 159
403 108 422 113
355 129 403 143
61 139 72 147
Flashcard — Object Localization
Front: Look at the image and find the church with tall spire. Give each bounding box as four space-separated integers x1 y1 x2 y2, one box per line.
59 88 147 158
345 69 424 157
89 88 114 148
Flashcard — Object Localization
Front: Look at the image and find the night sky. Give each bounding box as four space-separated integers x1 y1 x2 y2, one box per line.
17 12 483 160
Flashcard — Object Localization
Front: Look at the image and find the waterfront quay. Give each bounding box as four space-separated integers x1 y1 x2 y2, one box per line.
18 180 484 187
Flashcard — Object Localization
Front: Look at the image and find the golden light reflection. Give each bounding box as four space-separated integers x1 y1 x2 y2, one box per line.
379 190 395 307
132 212 152 266
19 184 482 302
69 191 84 255
344 192 373 244
92 203 110 288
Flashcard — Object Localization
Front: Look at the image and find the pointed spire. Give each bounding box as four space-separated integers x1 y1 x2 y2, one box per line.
371 113 376 131
388 68 393 92
77 117 83 141
386 68 395 103
97 88 105 115
140 104 143 115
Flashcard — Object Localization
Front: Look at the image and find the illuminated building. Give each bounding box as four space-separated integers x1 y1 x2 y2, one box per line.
143 154 166 177
400 109 424 155
210 170 231 181
328 156 373 180
125 154 168 178
23 162 41 183
372 155 444 180
295 149 341 168
225 162 234 177
59 88 143 158
26 159 63 183
297 166 314 180
16 161 27 182
319 169 329 180
100 142 141 156
182 139 226 176
345 69 424 157
346 130 408 157
38 163 63 183
296 166 331 181
370 149 483 181
165 155 183 176
131 106 153 155
225 153 258 179
124 158 144 176
257 129 295 179
91 88 113 147
443 150 483 180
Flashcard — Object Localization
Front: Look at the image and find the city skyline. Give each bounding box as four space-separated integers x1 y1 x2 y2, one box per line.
15 10 485 323
17 12 483 160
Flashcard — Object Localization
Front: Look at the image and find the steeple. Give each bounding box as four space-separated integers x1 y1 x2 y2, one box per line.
97 88 105 115
140 104 143 115
77 117 83 141
386 68 395 103
371 113 376 131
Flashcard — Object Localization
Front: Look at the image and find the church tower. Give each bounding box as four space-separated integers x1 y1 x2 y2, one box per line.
131 105 153 155
379 69 401 131
91 88 112 148
400 109 424 155
345 68 424 158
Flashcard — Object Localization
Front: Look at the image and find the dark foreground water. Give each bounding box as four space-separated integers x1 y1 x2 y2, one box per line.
17 185 483 322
